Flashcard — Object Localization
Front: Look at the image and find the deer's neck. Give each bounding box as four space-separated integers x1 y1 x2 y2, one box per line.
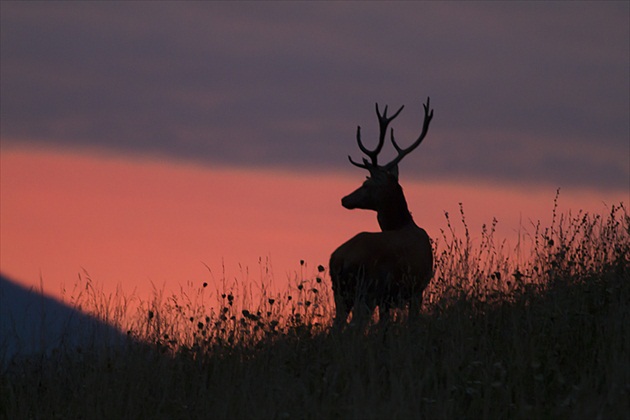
377 194 414 231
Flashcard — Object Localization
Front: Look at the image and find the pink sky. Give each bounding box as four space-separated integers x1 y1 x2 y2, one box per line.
2 147 625 302
2 4 627 302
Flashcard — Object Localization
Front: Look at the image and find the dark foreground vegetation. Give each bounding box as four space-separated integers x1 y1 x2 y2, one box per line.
1 202 628 419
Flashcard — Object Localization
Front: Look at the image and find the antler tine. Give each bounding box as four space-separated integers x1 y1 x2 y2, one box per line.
375 103 404 160
348 154 371 169
384 97 434 171
350 125 377 170
350 102 404 169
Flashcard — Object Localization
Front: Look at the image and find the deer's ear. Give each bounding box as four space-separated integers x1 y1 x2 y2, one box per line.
387 164 399 180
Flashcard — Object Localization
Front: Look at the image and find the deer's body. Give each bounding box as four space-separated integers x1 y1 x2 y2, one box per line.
330 98 434 326
330 223 432 324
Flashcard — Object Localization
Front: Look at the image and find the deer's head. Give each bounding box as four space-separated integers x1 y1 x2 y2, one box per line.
342 98 434 220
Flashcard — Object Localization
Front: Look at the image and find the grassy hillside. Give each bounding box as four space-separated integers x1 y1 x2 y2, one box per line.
1 203 628 419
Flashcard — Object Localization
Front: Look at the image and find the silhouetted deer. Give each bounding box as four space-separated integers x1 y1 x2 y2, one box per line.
330 98 434 327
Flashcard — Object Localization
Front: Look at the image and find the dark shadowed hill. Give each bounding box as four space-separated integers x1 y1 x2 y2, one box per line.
0 273 129 368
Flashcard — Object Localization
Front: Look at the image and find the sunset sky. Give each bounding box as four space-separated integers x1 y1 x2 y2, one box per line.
1 2 628 300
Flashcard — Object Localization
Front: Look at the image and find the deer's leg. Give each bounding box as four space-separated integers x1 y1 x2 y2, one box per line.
349 274 375 327
408 291 424 322
350 300 372 328
333 293 352 328
378 302 391 324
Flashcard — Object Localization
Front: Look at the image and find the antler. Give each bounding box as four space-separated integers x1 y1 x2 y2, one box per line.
348 97 433 172
383 97 433 171
348 103 404 170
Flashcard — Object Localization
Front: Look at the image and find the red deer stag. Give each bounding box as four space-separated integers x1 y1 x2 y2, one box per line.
330 97 434 327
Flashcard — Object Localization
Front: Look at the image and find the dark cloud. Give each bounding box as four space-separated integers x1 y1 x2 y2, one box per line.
1 1 628 191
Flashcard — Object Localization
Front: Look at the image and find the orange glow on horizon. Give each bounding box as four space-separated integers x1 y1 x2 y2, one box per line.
1 147 626 302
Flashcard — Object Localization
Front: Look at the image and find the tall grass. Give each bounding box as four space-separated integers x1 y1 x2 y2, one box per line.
1 200 628 419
